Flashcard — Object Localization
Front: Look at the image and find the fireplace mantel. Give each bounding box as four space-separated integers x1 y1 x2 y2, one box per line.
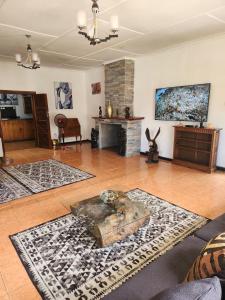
92 117 144 121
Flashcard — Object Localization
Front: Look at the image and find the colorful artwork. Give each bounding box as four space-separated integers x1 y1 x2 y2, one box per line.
0 94 18 105
55 82 73 109
155 84 210 121
91 82 101 95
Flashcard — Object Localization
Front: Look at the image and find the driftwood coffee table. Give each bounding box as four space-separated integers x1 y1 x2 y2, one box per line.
71 191 150 247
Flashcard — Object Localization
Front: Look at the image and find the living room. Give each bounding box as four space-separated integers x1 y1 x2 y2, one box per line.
0 0 225 299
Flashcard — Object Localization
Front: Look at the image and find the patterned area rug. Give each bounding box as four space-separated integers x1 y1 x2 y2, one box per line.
0 169 32 204
1 159 94 204
10 189 207 300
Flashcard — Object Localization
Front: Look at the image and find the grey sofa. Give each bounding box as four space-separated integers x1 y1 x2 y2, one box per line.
104 213 225 300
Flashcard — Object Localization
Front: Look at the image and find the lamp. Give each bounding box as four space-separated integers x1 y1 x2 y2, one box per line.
15 35 40 70
77 0 119 46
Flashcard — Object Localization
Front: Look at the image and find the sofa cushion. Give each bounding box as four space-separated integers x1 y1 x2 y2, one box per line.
103 236 206 300
195 220 225 242
151 277 221 300
185 232 225 282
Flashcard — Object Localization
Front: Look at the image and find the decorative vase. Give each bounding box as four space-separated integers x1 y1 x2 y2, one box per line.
107 101 112 118
52 139 59 150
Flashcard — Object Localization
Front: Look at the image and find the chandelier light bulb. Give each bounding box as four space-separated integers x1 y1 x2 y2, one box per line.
77 11 87 29
110 16 119 31
15 54 22 63
88 26 94 38
32 52 38 62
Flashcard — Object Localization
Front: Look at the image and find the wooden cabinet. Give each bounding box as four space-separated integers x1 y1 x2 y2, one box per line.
173 126 221 173
0 119 35 142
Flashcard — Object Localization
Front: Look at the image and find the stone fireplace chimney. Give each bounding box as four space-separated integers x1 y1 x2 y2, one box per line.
93 58 143 157
105 59 134 117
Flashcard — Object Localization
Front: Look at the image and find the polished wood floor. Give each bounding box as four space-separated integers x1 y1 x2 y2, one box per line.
4 140 36 152
0 143 225 299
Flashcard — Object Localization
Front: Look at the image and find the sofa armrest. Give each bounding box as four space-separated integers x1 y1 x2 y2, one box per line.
195 213 225 242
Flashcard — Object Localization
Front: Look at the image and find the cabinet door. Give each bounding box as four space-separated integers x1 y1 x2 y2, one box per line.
12 120 24 141
1 121 14 141
23 120 34 140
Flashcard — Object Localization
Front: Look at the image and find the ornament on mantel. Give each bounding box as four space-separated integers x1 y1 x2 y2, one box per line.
99 106 102 118
107 101 113 118
125 107 130 119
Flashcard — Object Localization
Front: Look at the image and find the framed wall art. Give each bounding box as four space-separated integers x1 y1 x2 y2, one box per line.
55 82 73 109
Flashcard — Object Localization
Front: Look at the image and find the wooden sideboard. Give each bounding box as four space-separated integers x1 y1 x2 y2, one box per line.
0 119 35 142
173 126 221 173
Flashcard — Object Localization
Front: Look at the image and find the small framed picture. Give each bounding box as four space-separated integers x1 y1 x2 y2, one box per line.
91 82 101 95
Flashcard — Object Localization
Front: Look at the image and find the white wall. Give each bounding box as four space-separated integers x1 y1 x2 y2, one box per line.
134 35 225 168
0 61 87 140
85 66 105 137
34 66 87 141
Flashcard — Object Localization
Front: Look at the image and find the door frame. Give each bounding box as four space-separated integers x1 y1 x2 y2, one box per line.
0 89 38 151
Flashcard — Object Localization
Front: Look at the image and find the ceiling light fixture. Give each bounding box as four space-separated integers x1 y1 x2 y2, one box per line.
77 0 119 46
15 35 40 70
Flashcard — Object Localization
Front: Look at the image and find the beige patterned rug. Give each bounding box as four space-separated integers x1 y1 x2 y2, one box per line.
1 159 94 204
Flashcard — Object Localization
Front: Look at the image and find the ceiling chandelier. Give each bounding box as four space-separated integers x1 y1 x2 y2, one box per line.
77 0 119 46
15 35 40 70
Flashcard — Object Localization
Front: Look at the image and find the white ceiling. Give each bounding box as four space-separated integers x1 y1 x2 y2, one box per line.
0 0 225 70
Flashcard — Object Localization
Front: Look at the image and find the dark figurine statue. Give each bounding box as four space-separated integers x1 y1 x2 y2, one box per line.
145 127 161 163
118 127 126 156
91 128 99 148
125 107 130 119
99 106 103 118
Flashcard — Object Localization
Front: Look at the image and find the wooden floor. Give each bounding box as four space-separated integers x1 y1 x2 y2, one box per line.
0 143 225 299
4 140 36 152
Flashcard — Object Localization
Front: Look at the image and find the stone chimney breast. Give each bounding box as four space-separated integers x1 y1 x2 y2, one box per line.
105 59 134 117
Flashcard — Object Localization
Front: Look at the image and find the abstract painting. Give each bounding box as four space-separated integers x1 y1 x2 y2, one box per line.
54 82 73 109
155 83 210 121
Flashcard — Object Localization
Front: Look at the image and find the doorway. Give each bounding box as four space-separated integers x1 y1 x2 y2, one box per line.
0 90 51 157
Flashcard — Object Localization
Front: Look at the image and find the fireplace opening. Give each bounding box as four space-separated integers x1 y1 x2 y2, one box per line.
100 123 126 156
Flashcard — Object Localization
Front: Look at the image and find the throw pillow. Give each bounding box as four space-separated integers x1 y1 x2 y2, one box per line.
185 232 225 282
151 277 221 300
